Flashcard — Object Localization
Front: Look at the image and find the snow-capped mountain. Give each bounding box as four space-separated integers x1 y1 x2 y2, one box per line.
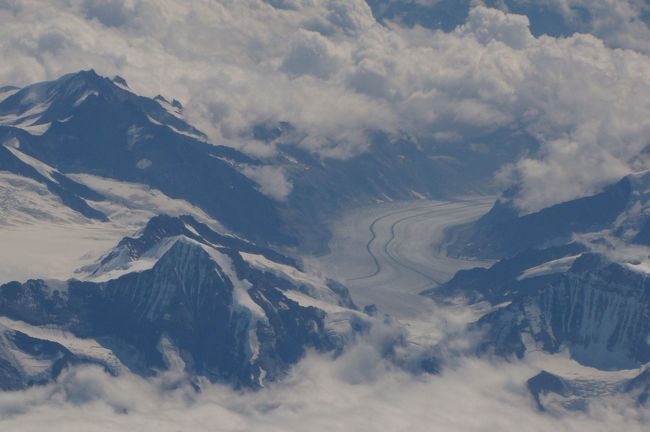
0 214 368 390
0 70 399 390
430 244 650 371
6 69 647 408
1 70 511 254
430 172 650 408
1 71 480 391
0 70 204 139
474 253 650 370
0 70 290 245
447 175 636 260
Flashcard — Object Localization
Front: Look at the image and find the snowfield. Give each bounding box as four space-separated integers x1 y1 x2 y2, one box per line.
0 173 227 284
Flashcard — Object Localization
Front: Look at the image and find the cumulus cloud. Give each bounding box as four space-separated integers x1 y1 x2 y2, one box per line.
281 30 341 79
0 1 649 208
502 0 650 54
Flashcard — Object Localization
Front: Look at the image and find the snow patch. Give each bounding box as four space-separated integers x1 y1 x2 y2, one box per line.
0 316 122 373
3 141 59 184
200 245 266 363
84 235 187 282
626 260 650 274
136 158 152 169
20 121 51 135
154 97 184 119
518 255 582 280
240 252 324 290
0 98 51 135
202 246 266 320
0 87 19 103
126 125 151 149
67 173 227 233
73 90 98 107
240 252 345 307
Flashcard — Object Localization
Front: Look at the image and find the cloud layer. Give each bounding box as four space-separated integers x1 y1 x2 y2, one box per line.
0 301 647 432
0 1 649 207
1 342 649 432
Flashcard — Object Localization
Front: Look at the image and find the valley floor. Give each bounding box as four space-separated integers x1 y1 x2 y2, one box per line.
314 197 494 319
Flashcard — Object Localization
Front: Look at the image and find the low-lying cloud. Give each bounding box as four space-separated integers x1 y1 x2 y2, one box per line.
0 290 647 431
1 341 649 432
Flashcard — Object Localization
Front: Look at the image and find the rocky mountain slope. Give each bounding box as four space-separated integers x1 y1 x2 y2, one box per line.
0 215 368 390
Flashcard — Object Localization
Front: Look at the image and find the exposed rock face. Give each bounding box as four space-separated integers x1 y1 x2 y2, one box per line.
447 178 632 260
0 215 366 390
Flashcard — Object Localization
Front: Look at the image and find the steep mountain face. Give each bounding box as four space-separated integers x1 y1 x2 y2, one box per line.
427 242 587 304
0 215 367 390
0 136 108 221
432 241 650 371
430 172 650 407
0 70 291 246
447 177 633 259
475 254 650 370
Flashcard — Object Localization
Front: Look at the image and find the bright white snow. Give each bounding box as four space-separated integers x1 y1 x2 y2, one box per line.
0 172 228 283
518 255 583 280
0 316 122 373
3 140 59 183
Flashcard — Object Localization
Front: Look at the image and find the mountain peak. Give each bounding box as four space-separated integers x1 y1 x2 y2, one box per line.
70 68 100 79
55 69 122 99
0 70 209 142
0 69 124 133
112 75 129 88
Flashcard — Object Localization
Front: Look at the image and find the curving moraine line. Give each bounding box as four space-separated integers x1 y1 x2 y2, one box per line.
348 201 453 282
382 201 481 286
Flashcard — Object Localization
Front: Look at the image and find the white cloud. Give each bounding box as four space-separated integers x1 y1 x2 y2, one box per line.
240 165 293 201
0 1 649 208
281 30 341 79
513 0 650 54
1 343 649 432
0 256 646 431
463 4 533 49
